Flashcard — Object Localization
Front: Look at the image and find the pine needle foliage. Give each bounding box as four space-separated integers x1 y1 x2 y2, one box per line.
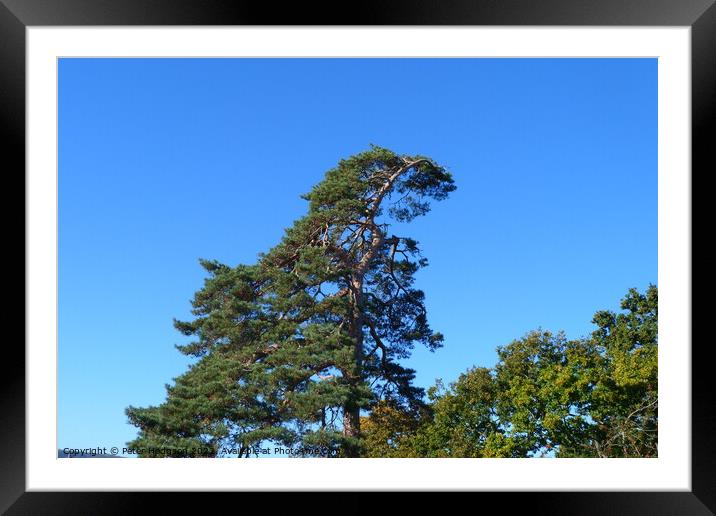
125 145 456 457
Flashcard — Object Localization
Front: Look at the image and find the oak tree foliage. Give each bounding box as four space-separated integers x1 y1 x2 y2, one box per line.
361 285 658 458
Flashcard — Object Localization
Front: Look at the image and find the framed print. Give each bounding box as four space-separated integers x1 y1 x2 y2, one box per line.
5 0 714 513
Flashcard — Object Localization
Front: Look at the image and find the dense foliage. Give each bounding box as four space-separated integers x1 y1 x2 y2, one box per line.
125 144 656 458
361 285 658 458
125 146 455 457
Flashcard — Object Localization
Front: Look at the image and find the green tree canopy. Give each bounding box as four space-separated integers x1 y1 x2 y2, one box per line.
125 145 456 457
361 285 658 458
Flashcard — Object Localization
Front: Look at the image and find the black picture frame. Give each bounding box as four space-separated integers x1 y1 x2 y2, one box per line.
4 0 713 513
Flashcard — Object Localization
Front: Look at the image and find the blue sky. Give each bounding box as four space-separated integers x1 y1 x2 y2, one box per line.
58 58 657 454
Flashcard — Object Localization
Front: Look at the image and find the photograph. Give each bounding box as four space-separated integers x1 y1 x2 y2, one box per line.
57 57 658 460
5 0 711 510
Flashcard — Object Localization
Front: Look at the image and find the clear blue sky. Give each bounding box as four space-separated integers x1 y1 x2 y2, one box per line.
58 58 657 453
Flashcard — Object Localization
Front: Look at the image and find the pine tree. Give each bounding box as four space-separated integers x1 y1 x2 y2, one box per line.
125 146 456 457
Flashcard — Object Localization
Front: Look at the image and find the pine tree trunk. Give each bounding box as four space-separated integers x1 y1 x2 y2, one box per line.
341 208 387 456
342 276 364 456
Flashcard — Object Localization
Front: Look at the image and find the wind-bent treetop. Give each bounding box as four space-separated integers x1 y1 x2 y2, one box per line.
126 145 456 457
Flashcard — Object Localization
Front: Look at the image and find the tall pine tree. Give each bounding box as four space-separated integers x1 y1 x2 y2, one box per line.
125 146 456 457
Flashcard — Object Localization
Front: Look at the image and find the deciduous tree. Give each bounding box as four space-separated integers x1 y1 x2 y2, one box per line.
361 286 658 458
